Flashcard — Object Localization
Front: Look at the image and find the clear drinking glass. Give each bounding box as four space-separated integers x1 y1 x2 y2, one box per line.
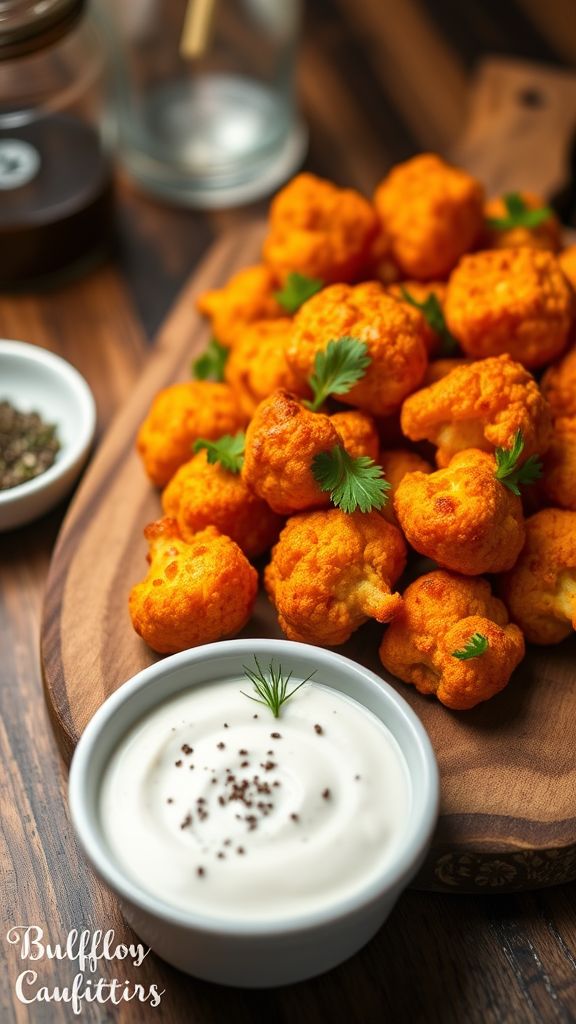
102 0 305 207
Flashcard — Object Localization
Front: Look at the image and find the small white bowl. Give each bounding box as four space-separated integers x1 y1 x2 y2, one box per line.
69 639 439 988
0 340 96 530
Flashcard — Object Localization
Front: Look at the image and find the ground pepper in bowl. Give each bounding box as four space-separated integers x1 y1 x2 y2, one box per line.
0 400 60 490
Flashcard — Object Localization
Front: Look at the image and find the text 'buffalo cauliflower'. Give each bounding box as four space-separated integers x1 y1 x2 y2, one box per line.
379 571 525 710
265 509 406 645
197 263 283 349
129 518 258 653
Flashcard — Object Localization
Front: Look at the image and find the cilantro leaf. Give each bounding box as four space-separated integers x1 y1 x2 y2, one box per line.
452 632 489 661
487 192 553 231
494 430 543 496
400 287 458 355
275 272 324 314
193 432 245 474
192 338 228 381
305 336 371 413
312 445 390 514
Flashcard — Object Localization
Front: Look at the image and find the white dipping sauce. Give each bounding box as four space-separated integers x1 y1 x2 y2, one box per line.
100 679 411 921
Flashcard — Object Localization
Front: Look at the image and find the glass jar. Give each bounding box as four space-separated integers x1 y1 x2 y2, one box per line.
103 0 305 207
0 0 113 287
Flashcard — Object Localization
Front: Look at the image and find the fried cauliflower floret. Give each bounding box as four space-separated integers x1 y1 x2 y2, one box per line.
368 228 401 285
379 571 525 710
394 449 525 575
196 264 283 348
264 509 406 645
541 345 576 420
162 449 283 558
129 518 258 654
242 391 338 515
263 173 378 284
500 508 576 644
329 410 380 461
401 354 553 467
445 248 573 369
137 381 248 488
484 192 561 252
224 319 310 417
374 154 484 280
287 282 428 417
540 421 576 511
559 246 576 290
423 357 472 385
378 448 433 526
387 280 448 355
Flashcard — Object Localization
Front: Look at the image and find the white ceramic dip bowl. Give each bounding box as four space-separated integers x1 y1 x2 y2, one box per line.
69 639 439 988
0 339 96 531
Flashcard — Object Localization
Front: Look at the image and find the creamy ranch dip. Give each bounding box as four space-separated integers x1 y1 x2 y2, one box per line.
99 678 411 920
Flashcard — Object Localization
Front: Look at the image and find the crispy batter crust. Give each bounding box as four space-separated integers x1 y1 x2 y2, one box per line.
197 263 283 348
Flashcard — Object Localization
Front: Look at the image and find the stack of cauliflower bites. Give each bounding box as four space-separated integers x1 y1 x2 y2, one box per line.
131 154 576 712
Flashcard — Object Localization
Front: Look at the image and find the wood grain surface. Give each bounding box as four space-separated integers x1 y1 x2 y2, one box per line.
3 1 576 1021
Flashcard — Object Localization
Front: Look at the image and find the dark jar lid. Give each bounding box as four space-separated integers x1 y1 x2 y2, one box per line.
0 0 86 61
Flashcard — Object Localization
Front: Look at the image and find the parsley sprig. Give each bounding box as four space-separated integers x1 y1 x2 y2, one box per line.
494 430 542 496
275 271 324 314
193 432 245 474
305 336 371 413
312 445 390 514
400 287 458 355
192 337 228 381
241 656 316 718
487 193 553 231
452 632 489 661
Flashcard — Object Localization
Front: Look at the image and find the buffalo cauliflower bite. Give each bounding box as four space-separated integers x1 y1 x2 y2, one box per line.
445 248 573 369
329 410 380 461
129 518 258 654
378 449 433 526
540 420 576 511
287 282 428 417
264 509 406 645
500 508 576 644
394 449 526 575
559 246 576 290
224 318 310 417
162 449 283 558
387 280 448 355
401 354 553 467
373 154 484 280
137 381 248 488
483 192 561 252
379 571 525 710
263 173 378 284
423 357 472 385
196 263 283 348
541 345 576 420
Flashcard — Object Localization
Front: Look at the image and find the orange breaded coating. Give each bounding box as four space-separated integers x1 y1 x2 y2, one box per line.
137 381 248 488
445 248 573 369
484 192 561 252
129 518 258 654
423 357 472 385
263 173 378 284
368 228 401 285
378 448 433 526
541 345 576 420
264 508 406 645
379 571 525 710
401 354 552 468
394 449 525 575
196 264 283 349
330 410 380 462
242 391 337 515
287 282 428 417
387 280 448 355
500 508 576 644
540 420 576 511
374 154 484 280
559 246 576 290
224 319 310 417
162 449 283 558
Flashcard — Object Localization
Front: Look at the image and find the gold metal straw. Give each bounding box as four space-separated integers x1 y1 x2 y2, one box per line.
180 0 217 59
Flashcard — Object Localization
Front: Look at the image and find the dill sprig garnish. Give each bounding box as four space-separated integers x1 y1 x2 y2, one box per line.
241 657 316 718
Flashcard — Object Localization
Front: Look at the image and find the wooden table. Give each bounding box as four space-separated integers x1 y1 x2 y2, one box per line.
2 2 576 1021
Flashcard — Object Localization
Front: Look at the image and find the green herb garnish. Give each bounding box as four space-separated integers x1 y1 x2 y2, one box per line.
193 431 245 473
275 271 324 314
312 445 390 514
192 337 228 381
494 430 542 496
241 657 316 718
400 287 458 356
452 632 489 661
304 336 371 413
486 193 553 231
